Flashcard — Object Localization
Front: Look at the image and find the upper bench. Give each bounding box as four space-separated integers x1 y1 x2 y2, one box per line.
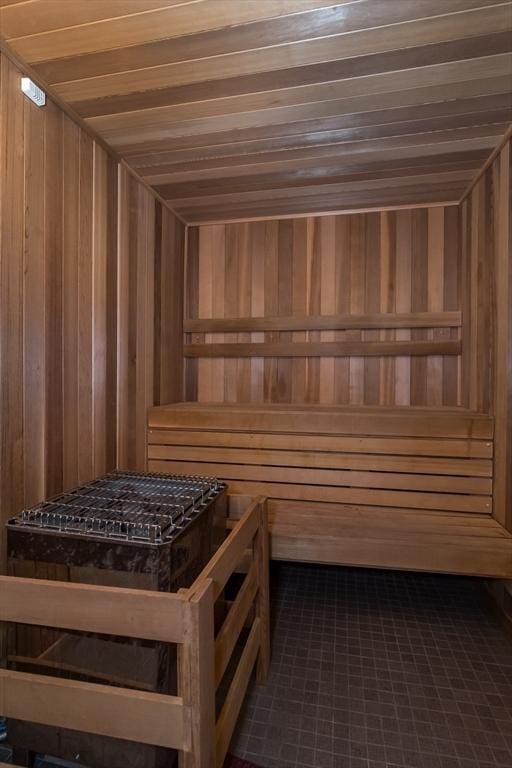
147 403 512 578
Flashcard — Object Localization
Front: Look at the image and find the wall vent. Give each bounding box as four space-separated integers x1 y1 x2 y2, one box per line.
21 77 46 107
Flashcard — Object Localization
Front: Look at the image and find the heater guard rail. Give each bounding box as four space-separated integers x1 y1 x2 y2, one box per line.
0 495 269 768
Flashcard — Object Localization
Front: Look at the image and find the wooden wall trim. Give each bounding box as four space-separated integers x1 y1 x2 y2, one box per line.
184 340 461 358
460 123 512 203
184 310 461 334
493 139 512 531
190 200 459 226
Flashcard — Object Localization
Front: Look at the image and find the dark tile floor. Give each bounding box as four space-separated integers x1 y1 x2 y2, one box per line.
230 563 512 768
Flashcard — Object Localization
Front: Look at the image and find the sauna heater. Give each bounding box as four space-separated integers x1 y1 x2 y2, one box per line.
5 470 227 768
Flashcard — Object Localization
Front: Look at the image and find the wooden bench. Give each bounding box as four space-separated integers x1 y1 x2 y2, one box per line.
148 403 512 578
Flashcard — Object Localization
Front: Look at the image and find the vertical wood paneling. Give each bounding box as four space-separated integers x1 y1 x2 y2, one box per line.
263 222 279 402
410 210 428 406
116 169 185 471
291 218 307 403
116 165 131 468
379 211 396 406
306 219 321 404
62 118 80 489
0 51 185 552
105 155 119 472
250 223 265 403
0 54 24 570
443 205 461 406
277 220 293 403
363 213 380 405
463 138 512 531
44 102 64 497
237 224 252 403
427 207 444 407
493 141 512 532
184 226 199 401
334 216 350 403
394 210 412 405
197 224 216 402
187 206 462 407
92 142 108 478
319 218 335 405
77 130 94 484
23 97 46 507
155 203 185 405
348 216 365 405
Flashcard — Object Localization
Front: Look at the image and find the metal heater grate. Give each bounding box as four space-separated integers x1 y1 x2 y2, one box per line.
8 471 223 545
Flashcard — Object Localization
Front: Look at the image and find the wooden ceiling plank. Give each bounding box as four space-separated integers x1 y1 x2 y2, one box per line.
184 200 462 225
113 73 512 154
178 179 468 207
133 118 510 175
8 0 343 62
147 157 490 200
176 183 470 214
127 94 512 164
163 170 478 208
138 155 492 193
66 30 512 118
152 138 499 196
87 54 512 139
0 1 188 39
142 124 507 183
53 8 512 104
166 166 478 207
178 188 467 223
32 0 503 85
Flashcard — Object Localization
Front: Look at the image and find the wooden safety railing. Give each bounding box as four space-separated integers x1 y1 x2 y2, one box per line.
0 496 269 768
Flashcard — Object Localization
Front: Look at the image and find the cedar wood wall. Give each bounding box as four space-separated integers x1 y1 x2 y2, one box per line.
461 137 512 532
0 42 510 563
0 53 185 568
185 208 462 407
185 140 512 534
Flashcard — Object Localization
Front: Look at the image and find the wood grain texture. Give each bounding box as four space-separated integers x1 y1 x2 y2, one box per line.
185 209 462 406
184 310 462 333
145 405 512 576
0 52 185 563
1 0 509 220
184 340 462 358
116 166 185 472
0 669 186 749
463 138 512 532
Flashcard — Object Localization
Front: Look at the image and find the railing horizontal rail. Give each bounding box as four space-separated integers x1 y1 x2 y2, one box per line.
0 575 185 642
0 669 187 750
187 497 263 600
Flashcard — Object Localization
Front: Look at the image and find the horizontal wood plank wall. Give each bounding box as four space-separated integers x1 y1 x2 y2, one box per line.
462 137 512 532
0 52 185 570
185 207 462 406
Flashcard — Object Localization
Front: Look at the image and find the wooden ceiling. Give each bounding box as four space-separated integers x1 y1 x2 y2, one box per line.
1 0 511 223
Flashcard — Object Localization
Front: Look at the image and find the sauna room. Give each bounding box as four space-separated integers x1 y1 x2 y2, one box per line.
0 1 511 767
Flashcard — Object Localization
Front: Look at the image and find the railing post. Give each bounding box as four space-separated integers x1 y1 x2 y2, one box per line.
253 499 270 682
179 578 216 768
